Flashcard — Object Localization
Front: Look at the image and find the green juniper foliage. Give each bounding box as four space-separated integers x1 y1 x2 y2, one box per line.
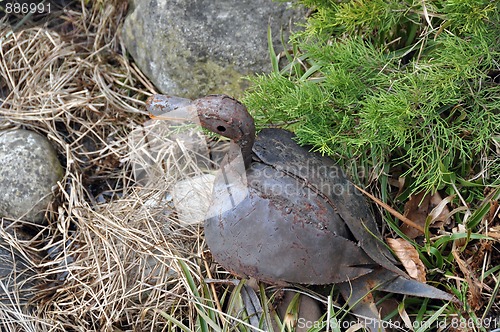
243 0 500 195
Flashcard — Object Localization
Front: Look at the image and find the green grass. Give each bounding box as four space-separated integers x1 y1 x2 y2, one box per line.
240 0 500 330
244 0 500 196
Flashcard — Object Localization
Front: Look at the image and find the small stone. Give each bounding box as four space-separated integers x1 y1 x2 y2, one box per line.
273 291 322 332
0 221 39 310
0 129 63 224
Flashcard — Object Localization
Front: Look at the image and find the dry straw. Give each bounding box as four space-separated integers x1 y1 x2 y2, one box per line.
0 2 239 331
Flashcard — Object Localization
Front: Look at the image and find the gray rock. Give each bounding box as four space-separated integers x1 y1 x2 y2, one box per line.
274 291 322 332
0 129 63 224
122 0 305 98
0 221 39 311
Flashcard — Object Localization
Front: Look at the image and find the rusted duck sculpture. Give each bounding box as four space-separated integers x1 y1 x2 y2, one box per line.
147 94 455 330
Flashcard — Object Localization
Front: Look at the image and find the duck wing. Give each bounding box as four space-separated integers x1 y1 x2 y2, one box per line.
205 160 375 285
253 129 406 276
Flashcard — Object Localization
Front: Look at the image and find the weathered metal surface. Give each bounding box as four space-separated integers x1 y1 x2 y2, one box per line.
252 128 405 277
196 95 387 284
205 161 375 284
193 95 255 168
146 94 455 304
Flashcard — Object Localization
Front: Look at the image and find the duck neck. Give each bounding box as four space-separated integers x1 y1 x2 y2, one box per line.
236 131 255 169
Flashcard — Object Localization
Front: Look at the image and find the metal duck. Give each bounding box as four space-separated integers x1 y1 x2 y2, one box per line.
147 94 455 330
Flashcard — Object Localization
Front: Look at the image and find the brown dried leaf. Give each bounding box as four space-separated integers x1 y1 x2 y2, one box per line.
401 191 452 238
398 303 414 332
387 238 426 282
451 245 483 310
401 192 429 238
429 192 453 224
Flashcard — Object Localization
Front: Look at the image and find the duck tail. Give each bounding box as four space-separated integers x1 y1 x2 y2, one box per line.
337 268 457 332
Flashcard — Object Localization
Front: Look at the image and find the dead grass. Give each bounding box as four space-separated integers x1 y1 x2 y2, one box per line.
0 1 220 330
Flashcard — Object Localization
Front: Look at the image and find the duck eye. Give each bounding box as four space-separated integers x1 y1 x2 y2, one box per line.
217 125 226 132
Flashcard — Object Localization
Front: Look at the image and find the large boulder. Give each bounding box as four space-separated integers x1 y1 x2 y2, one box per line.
122 0 305 98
